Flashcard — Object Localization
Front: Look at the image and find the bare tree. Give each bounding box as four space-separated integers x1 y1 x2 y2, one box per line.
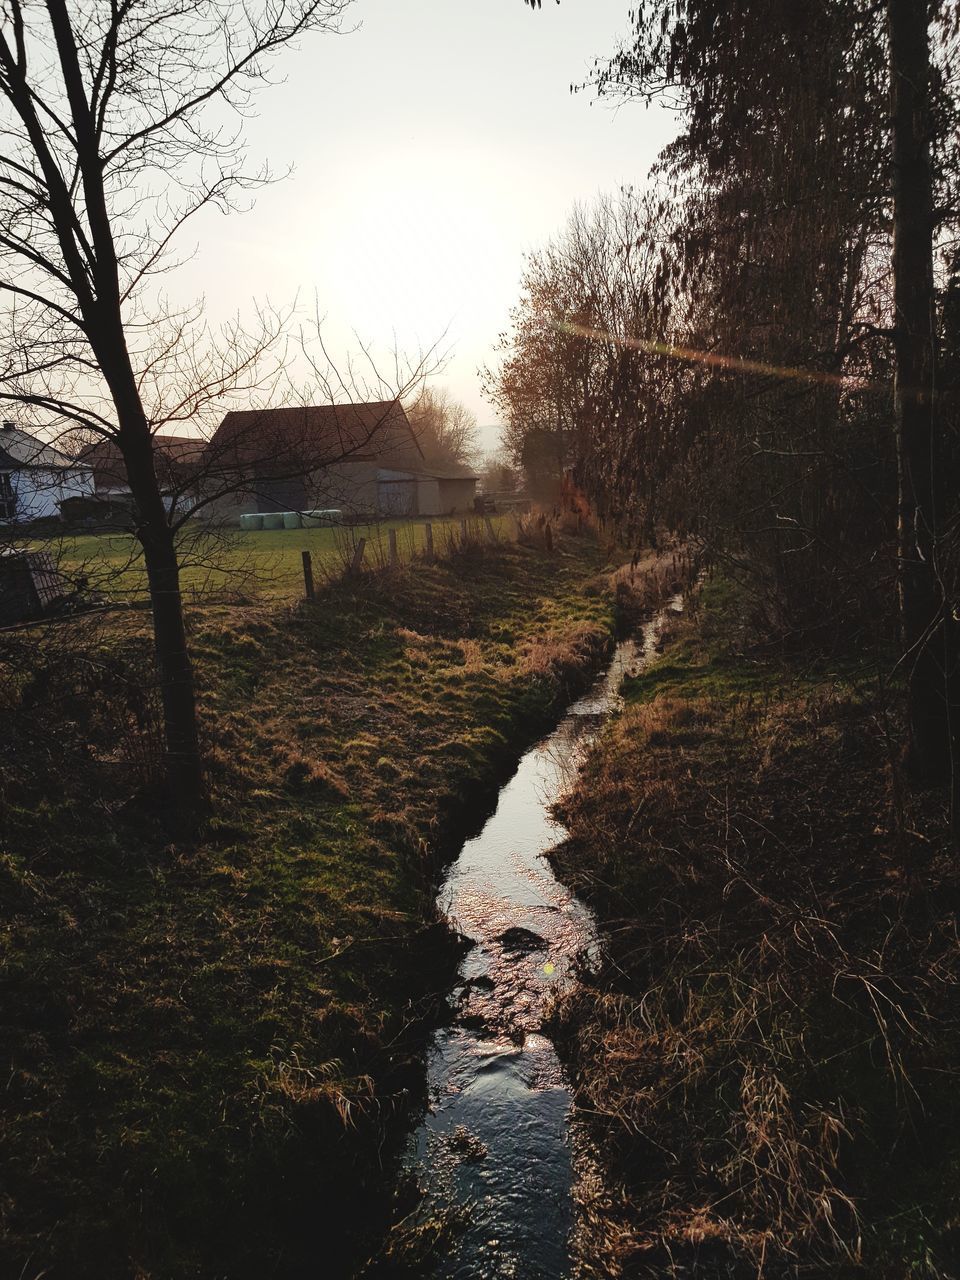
405 385 479 467
887 0 958 790
0 0 353 811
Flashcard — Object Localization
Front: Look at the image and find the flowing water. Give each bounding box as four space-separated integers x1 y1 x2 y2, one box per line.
404 597 683 1279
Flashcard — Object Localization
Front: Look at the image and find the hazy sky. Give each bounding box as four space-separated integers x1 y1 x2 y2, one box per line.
183 0 676 452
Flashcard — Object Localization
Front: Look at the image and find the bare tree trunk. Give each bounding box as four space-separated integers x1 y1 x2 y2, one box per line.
84 307 205 813
39 0 207 812
888 0 950 782
120 423 205 811
91 314 205 811
95 346 206 814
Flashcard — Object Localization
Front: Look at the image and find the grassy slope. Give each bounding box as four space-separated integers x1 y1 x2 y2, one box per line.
31 514 513 603
550 575 960 1279
1 535 614 1280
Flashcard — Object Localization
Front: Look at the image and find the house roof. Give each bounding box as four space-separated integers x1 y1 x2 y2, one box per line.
79 433 204 492
0 424 89 471
206 399 421 475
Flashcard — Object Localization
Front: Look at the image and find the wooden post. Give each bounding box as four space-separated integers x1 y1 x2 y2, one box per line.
424 522 434 562
350 537 366 575
484 515 497 543
460 518 468 546
388 527 399 567
301 549 315 599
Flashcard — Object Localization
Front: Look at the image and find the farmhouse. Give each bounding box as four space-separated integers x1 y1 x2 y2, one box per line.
203 399 477 522
0 421 95 523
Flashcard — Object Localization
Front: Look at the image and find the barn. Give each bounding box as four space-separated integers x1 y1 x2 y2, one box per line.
376 463 479 516
202 399 477 522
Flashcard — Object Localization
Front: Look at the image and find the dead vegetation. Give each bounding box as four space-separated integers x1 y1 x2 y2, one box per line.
548 575 960 1279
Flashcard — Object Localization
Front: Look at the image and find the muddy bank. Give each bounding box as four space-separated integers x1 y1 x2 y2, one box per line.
547 575 960 1278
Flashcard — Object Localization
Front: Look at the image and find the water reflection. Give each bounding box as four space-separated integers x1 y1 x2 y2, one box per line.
406 597 683 1278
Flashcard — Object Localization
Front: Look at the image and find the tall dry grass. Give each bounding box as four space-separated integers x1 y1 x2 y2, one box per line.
549 597 960 1278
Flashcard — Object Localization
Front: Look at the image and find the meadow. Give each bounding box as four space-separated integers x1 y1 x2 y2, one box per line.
1 531 616 1279
36 514 515 604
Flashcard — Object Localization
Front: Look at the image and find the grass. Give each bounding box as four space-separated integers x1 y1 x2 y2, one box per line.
0 530 617 1280
31 513 515 604
548 569 960 1279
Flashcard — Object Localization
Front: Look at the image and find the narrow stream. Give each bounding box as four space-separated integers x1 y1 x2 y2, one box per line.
405 597 683 1279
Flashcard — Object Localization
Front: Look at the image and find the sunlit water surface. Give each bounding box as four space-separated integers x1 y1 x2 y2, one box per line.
406 598 683 1279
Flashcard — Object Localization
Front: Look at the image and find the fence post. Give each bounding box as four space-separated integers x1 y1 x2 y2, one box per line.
301 549 314 599
388 527 399 568
350 537 366 575
484 515 497 543
460 518 468 546
424 522 434 563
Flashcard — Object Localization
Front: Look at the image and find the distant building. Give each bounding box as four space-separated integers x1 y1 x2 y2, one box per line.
202 399 477 521
0 421 95 523
80 433 203 511
375 461 479 517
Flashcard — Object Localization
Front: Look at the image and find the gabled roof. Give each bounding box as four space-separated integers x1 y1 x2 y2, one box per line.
207 399 422 474
378 462 479 482
416 462 479 482
79 433 204 492
0 424 89 471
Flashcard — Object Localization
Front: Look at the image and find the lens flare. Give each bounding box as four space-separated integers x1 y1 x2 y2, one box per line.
552 319 872 391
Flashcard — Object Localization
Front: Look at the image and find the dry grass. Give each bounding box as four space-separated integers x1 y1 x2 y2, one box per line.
0 533 622 1279
549 577 960 1279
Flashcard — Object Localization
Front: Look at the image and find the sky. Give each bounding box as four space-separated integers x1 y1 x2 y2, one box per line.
180 0 676 453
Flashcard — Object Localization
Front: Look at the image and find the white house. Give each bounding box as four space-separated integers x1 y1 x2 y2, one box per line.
0 421 95 523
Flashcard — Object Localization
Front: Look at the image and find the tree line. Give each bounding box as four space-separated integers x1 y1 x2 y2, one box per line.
502 0 960 823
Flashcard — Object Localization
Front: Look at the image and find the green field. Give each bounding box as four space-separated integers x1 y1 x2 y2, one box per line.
40 514 515 604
